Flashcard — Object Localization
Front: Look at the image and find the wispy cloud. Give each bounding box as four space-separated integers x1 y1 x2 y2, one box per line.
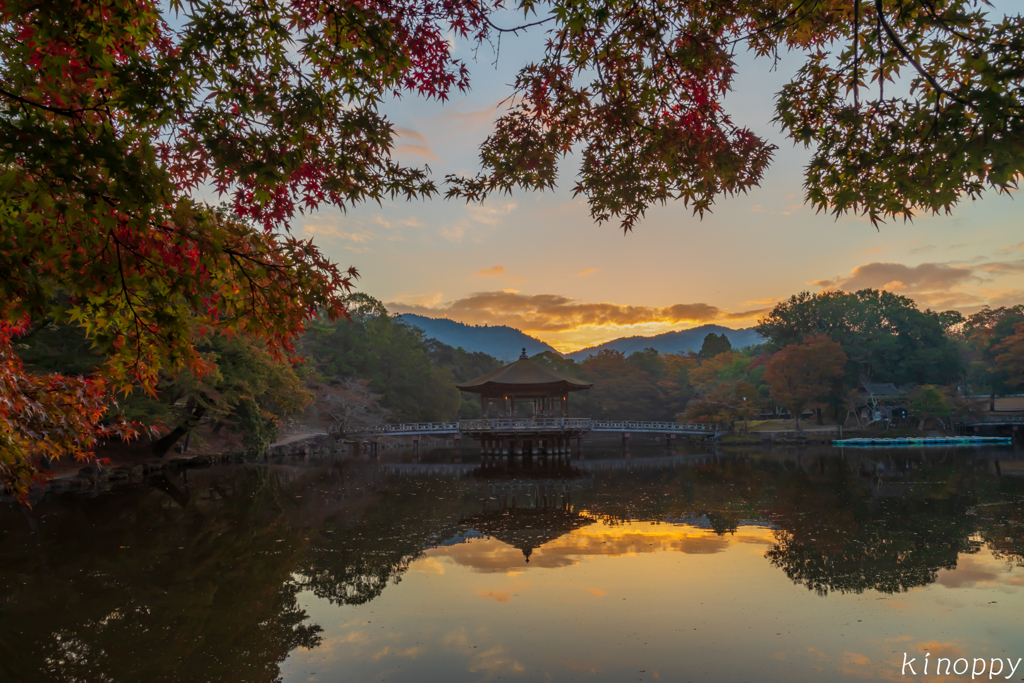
577 268 598 277
392 143 440 160
476 265 506 277
391 127 440 160
393 127 428 143
441 200 517 244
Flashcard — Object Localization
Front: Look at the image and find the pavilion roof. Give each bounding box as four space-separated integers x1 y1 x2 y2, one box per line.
454 352 592 394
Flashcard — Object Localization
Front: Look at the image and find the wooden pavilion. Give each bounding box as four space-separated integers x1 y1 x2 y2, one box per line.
456 348 592 418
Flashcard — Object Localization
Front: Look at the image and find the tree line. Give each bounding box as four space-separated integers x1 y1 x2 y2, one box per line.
16 287 1024 462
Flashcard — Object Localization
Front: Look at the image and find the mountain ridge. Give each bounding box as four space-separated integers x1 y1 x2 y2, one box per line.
396 313 557 361
398 314 763 362
563 324 763 361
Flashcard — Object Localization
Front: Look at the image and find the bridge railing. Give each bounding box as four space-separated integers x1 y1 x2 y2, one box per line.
361 418 720 435
459 417 591 432
369 422 461 434
968 414 1024 424
590 420 716 432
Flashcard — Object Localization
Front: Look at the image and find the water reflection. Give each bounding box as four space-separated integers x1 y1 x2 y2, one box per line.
1 445 1022 682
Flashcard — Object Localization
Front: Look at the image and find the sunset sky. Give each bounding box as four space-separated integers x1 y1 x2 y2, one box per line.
295 7 1024 353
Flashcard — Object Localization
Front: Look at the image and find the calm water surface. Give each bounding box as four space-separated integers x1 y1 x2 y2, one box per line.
2 443 1024 682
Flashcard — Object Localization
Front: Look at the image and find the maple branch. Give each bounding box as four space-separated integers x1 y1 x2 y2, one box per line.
461 0 555 35
874 0 966 105
917 0 986 46
0 86 97 118
853 0 859 111
725 0 816 46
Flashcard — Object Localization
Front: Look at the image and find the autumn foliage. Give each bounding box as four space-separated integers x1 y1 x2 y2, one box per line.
5 0 1024 496
764 335 847 430
0 321 139 500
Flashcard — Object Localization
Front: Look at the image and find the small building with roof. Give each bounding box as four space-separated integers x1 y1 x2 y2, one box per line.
456 348 592 418
848 382 909 426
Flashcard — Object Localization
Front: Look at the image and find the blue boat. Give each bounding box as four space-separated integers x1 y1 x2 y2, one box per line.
833 436 1012 447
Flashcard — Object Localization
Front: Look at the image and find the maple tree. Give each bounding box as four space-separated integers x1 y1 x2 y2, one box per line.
684 350 765 426
5 0 1022 496
992 320 1024 392
963 306 1024 409
764 334 847 430
447 0 1024 228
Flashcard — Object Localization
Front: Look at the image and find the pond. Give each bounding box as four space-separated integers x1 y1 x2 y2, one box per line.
2 441 1023 682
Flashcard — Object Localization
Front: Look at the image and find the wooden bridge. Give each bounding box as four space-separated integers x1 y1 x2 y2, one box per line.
354 418 721 458
359 418 720 438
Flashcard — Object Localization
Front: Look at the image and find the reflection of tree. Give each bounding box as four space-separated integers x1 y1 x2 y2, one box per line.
764 472 979 596
973 476 1024 569
0 468 320 683
294 477 467 605
575 459 771 531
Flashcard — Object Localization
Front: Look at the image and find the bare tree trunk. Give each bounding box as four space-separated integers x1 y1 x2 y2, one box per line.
152 405 206 457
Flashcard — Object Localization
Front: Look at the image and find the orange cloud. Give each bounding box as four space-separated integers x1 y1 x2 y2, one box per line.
388 291 722 334
392 143 440 160
425 522 775 572
479 590 512 603
809 259 1024 311
476 265 507 277
393 127 428 143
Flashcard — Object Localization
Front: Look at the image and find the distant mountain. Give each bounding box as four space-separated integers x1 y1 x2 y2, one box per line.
564 325 763 361
397 314 558 361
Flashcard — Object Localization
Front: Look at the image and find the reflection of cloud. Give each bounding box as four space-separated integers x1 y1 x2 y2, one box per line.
372 645 426 661
479 590 512 603
467 646 525 676
934 553 1024 589
424 523 774 572
476 265 506 277
412 557 446 575
587 588 608 597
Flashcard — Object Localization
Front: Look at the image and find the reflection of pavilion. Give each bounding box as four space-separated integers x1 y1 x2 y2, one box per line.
462 508 595 563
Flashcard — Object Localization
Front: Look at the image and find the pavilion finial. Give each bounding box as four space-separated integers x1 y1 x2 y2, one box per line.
520 347 528 360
